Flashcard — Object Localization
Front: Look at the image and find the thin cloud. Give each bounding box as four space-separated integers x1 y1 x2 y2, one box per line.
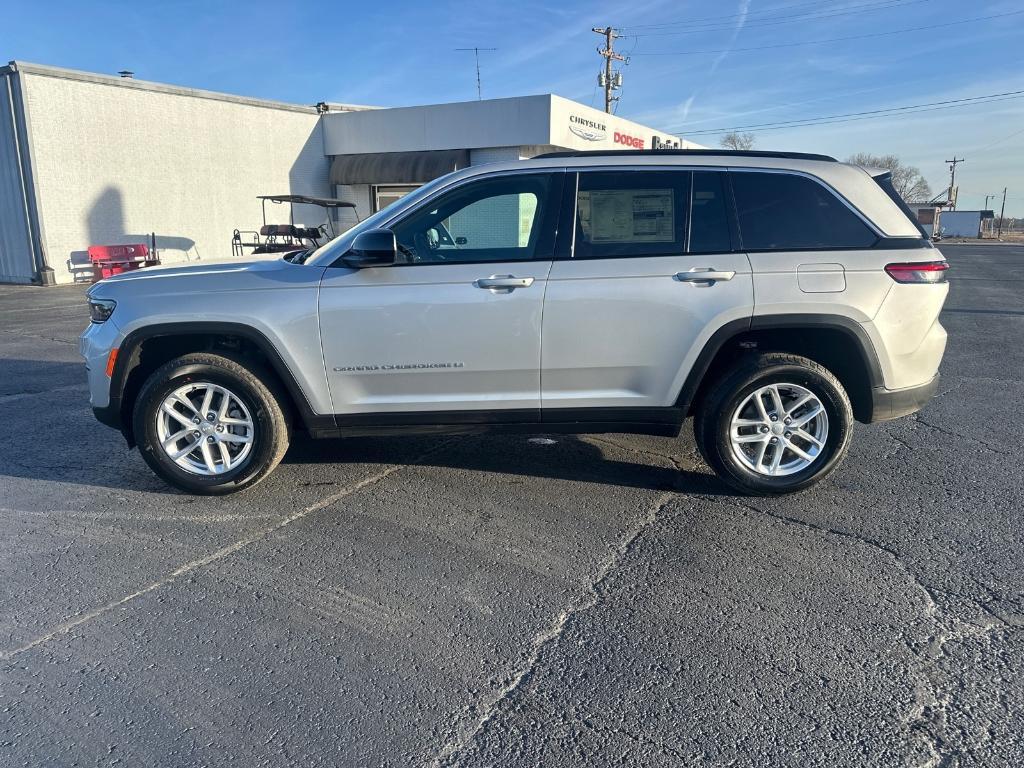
709 0 750 76
674 0 750 132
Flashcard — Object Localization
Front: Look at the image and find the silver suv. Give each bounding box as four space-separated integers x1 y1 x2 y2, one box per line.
81 150 948 495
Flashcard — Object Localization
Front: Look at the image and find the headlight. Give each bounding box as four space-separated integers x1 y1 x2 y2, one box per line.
88 298 116 323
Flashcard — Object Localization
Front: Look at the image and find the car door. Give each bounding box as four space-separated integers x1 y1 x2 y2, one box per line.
318 170 563 418
541 168 754 414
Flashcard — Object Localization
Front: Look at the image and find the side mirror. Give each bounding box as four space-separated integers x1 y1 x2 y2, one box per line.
342 229 397 268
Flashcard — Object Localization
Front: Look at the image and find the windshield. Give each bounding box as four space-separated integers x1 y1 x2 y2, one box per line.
303 173 456 266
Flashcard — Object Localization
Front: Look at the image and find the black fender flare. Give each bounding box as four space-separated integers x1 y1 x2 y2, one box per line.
101 322 330 443
674 313 884 415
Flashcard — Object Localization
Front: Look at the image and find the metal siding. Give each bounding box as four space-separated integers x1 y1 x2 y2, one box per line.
937 210 982 238
0 71 36 283
20 71 331 284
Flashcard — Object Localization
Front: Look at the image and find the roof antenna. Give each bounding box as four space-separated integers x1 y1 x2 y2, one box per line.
455 47 497 100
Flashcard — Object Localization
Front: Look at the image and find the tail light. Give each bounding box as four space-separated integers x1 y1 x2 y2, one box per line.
885 261 949 284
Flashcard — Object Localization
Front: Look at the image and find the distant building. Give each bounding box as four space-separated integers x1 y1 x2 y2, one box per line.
939 210 995 239
0 61 696 284
908 203 944 238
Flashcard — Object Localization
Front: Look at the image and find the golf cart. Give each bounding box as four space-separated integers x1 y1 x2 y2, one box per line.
231 194 358 259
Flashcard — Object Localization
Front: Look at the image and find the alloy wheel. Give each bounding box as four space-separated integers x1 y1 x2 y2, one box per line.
729 382 829 477
155 382 255 475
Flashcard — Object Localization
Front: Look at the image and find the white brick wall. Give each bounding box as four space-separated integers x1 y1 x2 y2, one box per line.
469 146 523 166
23 72 331 283
334 184 371 229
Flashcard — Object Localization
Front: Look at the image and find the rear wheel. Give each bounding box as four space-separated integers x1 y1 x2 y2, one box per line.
694 353 853 495
133 353 290 494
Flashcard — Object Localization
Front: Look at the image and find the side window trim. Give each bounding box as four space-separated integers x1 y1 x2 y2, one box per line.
380 168 566 267
689 169 737 255
722 169 743 252
553 171 578 261
728 167 884 251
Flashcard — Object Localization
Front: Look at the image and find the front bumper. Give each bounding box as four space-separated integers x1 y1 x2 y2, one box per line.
869 374 939 422
80 315 125 431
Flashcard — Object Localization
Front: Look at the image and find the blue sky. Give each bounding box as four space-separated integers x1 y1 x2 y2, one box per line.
3 0 1022 215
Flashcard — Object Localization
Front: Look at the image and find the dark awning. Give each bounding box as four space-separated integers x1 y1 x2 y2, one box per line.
257 194 355 208
330 149 471 186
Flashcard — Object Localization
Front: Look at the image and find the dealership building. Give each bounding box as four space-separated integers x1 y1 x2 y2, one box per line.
0 61 696 285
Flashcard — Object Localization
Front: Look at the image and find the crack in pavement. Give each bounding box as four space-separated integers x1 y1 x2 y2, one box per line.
426 434 705 765
722 498 1021 768
0 383 88 404
0 442 455 662
429 489 678 768
886 432 916 453
431 427 1020 767
912 413 1012 458
583 434 701 474
0 327 78 345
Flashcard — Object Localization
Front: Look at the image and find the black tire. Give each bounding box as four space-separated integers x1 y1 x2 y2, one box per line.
694 352 853 496
132 353 290 495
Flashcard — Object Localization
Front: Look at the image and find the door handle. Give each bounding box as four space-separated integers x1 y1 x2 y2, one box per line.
674 268 736 286
474 275 535 293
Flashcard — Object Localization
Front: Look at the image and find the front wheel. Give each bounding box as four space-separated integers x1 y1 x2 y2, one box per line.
132 353 290 494
694 353 853 495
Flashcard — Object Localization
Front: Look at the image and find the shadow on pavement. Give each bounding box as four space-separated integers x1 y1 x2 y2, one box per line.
0 357 728 496
282 434 729 496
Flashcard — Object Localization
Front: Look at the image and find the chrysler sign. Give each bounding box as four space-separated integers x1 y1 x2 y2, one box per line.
569 114 607 142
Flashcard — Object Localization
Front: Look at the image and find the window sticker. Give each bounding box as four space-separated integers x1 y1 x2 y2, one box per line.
580 189 675 243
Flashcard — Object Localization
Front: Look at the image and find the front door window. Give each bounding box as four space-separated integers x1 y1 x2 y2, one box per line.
390 173 557 264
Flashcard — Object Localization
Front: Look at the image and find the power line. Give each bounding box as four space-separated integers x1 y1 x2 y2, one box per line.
624 0 889 29
626 0 933 36
632 10 1024 56
671 90 1024 135
976 126 1024 151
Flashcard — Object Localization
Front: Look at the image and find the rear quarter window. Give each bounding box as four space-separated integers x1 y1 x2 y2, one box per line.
731 171 878 251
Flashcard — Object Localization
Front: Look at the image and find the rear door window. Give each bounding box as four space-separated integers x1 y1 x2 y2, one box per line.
573 170 689 259
731 171 877 250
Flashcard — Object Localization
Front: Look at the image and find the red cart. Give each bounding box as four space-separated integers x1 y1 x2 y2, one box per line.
88 244 160 282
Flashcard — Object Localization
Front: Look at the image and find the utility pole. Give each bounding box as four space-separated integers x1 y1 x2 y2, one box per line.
455 47 497 100
997 187 1008 238
945 157 964 209
593 27 626 113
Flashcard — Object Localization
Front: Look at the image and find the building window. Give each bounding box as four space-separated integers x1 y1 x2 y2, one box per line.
373 185 420 213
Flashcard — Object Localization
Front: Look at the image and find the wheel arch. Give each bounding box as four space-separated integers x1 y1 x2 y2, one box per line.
677 314 883 424
107 322 327 446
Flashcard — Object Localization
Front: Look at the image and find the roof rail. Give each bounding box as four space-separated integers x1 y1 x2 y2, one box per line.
533 149 838 162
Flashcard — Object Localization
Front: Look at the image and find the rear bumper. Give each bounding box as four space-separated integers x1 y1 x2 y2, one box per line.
869 375 939 422
93 404 123 431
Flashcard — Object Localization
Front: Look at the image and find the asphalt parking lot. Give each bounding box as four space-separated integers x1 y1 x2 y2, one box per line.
1 243 1022 767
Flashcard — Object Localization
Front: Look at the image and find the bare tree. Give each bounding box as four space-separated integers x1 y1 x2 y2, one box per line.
846 153 932 202
721 131 756 151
